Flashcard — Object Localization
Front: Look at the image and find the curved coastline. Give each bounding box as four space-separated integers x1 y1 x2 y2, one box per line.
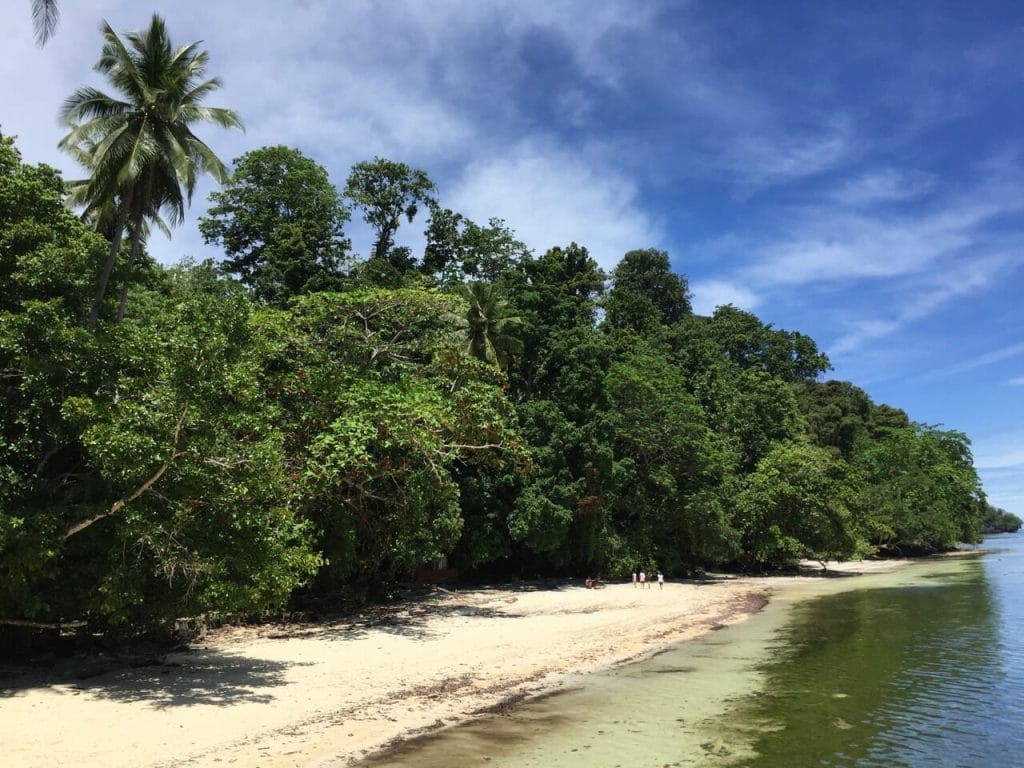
0 558 958 768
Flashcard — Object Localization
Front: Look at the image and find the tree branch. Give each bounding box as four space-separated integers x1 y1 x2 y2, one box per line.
438 443 506 452
0 618 63 629
64 408 189 540
202 456 251 470
34 444 63 476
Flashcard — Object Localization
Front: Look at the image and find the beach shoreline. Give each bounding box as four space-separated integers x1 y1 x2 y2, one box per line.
0 558 940 768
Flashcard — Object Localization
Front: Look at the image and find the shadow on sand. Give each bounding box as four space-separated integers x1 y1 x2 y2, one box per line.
263 590 530 644
0 650 309 708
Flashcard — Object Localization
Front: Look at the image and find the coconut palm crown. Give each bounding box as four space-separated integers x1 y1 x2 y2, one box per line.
59 14 242 329
462 281 524 370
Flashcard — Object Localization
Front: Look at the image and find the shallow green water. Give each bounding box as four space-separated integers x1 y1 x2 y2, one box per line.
360 536 1024 767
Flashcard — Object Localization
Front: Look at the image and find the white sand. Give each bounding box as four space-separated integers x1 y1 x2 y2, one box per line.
0 560 916 768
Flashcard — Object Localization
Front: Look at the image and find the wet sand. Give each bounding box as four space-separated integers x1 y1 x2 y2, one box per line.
0 559 918 768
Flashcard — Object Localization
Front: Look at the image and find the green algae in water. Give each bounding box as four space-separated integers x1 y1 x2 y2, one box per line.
356 556 1010 768
357 592 793 767
730 559 1010 768
357 580 853 766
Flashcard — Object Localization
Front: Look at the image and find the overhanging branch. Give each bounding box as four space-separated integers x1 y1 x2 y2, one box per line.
64 407 189 540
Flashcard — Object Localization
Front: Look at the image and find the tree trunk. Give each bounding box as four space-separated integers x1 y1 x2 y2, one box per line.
86 202 130 332
373 219 397 262
116 220 144 324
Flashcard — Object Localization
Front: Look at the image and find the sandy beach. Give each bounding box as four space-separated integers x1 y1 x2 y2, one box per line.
0 560 917 768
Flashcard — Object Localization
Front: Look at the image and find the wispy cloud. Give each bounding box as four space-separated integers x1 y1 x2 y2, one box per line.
922 341 1024 380
748 190 1022 288
979 465 1024 511
974 443 1024 471
493 0 662 88
830 320 901 355
830 167 937 206
725 120 857 188
690 154 1024 358
831 253 1017 354
963 431 1024 511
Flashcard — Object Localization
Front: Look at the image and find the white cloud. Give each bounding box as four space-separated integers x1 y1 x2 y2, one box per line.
446 141 660 271
1008 377 1024 386
687 153 1024 361
690 280 762 316
978 465 1024 515
977 451 1024 471
0 1 669 268
495 0 662 86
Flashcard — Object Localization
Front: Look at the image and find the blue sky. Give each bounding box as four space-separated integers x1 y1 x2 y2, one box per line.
2 1 1023 514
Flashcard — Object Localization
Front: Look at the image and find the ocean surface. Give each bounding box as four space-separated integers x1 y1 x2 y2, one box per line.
363 534 1024 767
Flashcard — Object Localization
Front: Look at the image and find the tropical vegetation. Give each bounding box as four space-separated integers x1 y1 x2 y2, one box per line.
0 15 1001 641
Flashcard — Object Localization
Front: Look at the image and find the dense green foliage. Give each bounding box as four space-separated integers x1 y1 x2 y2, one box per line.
982 504 1023 534
199 146 351 303
1 136 318 630
0 117 996 635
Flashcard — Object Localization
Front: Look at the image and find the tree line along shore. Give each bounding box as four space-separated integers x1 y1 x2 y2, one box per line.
2 14 1020 649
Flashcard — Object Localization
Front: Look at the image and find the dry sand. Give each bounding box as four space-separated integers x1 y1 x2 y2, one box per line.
0 560 916 768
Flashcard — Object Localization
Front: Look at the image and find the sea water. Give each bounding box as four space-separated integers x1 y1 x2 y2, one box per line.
362 534 1024 767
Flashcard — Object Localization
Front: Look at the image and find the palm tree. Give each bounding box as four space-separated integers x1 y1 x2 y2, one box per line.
31 0 59 46
64 135 175 323
462 282 524 370
59 14 242 329
66 175 168 323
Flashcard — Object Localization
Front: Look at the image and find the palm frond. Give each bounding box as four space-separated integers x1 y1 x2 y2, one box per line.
31 0 59 46
171 42 205 74
180 105 244 131
96 20 148 104
180 129 231 184
60 88 132 126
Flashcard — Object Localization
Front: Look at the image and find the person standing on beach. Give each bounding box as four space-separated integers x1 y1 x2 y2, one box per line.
632 569 638 588
639 570 646 589
657 571 664 590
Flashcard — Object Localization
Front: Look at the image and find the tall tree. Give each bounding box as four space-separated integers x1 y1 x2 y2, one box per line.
1 136 319 630
462 281 524 370
252 288 523 589
856 425 985 551
706 305 830 382
605 248 691 331
64 156 171 324
422 207 528 285
736 442 863 567
605 354 738 572
200 145 351 303
344 158 435 270
505 243 605 397
59 14 242 330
